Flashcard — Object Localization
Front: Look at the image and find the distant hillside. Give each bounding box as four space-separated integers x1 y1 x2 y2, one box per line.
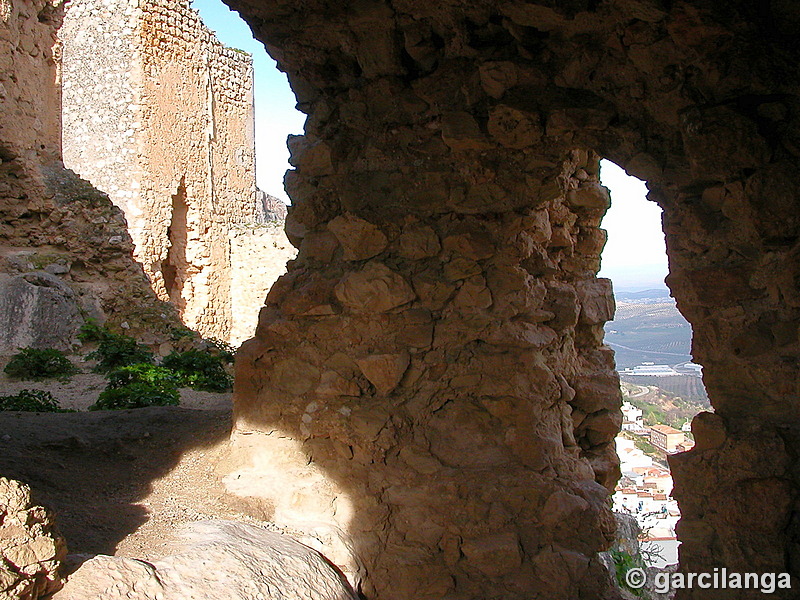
614 288 672 301
621 382 708 429
604 291 692 368
621 374 709 405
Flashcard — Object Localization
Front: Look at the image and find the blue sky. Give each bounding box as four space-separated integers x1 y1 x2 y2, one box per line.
191 0 668 291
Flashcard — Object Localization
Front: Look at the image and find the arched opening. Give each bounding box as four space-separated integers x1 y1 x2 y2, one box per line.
2 1 799 599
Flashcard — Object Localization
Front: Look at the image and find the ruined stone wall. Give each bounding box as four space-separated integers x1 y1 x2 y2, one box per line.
59 0 142 221
0 0 181 348
219 4 623 595
60 0 257 340
229 223 296 345
222 0 800 598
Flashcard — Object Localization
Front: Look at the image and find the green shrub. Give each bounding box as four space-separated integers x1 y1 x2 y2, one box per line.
0 389 62 412
169 326 197 342
78 319 112 343
106 363 178 388
610 548 648 597
86 332 153 372
90 363 179 410
162 349 232 392
4 348 79 381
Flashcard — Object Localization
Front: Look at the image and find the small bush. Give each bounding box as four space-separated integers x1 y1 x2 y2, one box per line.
0 389 62 412
610 548 648 597
79 320 154 372
78 319 112 343
169 326 197 342
87 332 153 373
4 348 79 381
106 363 178 388
162 349 232 392
90 363 179 410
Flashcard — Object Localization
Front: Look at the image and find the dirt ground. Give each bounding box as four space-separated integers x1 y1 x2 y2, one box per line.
0 359 273 562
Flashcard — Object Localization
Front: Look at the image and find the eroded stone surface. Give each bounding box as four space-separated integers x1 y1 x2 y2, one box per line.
52 520 358 600
59 0 259 341
0 478 66 600
0 0 184 343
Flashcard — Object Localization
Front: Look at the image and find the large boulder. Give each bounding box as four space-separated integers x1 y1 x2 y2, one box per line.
0 478 66 600
0 272 83 353
53 520 359 600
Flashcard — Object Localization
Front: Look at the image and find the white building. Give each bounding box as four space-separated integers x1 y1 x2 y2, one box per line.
616 437 653 470
620 364 680 377
621 401 645 432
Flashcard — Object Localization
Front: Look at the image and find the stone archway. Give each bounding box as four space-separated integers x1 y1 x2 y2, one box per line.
219 0 800 598
2 0 799 598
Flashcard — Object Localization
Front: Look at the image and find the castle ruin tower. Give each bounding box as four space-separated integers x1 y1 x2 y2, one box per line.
59 0 258 340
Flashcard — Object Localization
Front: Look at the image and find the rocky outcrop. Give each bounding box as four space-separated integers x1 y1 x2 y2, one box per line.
52 520 358 600
0 478 66 600
256 189 289 223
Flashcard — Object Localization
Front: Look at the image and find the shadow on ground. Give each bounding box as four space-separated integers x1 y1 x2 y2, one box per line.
0 406 231 555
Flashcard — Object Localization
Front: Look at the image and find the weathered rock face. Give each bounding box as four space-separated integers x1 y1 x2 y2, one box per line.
218 0 800 598
0 272 82 353
52 520 358 600
0 478 66 600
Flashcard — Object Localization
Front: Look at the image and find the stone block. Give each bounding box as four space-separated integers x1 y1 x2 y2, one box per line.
571 373 622 413
355 352 410 395
478 61 518 99
397 225 441 259
327 213 388 261
575 278 615 325
0 272 83 353
52 521 359 600
441 112 488 150
272 358 321 395
334 262 416 313
566 183 610 210
487 104 542 149
461 531 523 578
